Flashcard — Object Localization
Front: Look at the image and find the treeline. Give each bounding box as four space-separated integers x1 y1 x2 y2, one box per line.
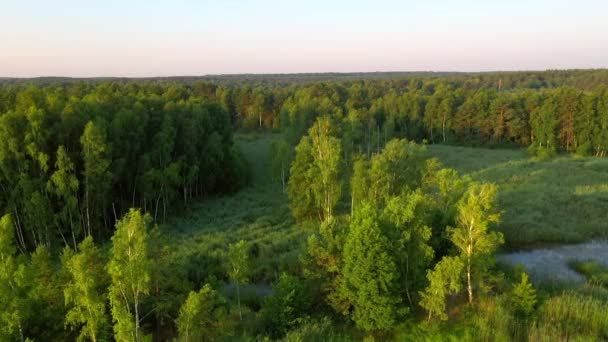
0 83 249 251
4 70 608 159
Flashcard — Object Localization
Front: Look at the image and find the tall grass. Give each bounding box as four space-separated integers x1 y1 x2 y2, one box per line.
429 145 608 247
529 292 608 340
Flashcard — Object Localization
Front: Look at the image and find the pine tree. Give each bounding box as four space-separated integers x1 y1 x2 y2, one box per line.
341 203 403 332
510 272 537 317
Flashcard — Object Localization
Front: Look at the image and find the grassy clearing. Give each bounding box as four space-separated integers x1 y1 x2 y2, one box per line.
428 145 608 247
161 133 304 283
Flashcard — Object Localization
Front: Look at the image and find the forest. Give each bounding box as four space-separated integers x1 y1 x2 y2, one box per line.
0 69 607 341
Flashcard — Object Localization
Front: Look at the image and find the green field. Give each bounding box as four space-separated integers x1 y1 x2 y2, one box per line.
162 135 608 283
428 145 608 247
161 133 303 284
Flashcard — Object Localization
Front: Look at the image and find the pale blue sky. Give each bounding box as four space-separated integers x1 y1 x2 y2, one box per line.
1 0 607 77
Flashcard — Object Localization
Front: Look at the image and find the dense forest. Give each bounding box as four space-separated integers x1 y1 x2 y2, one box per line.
0 70 607 341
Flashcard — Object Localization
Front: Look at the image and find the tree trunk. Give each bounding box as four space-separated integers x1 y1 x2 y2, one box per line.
236 281 242 321
467 256 473 304
134 300 140 342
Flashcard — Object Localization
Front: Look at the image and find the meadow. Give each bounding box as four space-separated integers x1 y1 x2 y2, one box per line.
157 133 608 340
428 145 608 247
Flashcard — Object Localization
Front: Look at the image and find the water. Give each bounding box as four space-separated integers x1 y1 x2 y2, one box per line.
497 240 608 284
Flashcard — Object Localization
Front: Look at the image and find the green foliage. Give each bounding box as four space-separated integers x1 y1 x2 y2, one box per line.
270 139 293 191
0 214 31 341
368 139 427 206
449 182 503 304
228 240 250 321
62 236 110 342
108 209 152 342
176 284 226 342
341 203 403 332
288 117 343 221
262 273 312 338
510 272 537 317
569 260 608 287
419 256 464 320
529 292 608 340
429 144 608 245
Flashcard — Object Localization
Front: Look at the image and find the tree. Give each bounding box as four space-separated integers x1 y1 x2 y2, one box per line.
340 203 403 332
261 273 311 338
304 217 349 314
62 236 109 342
419 256 464 320
529 97 559 157
227 240 249 321
287 136 316 221
382 190 434 308
309 117 343 220
510 272 537 318
449 183 503 304
270 139 292 191
288 117 342 222
107 209 152 342
369 139 427 206
47 145 80 249
28 246 64 340
350 156 369 216
0 214 30 342
176 284 226 342
80 121 111 237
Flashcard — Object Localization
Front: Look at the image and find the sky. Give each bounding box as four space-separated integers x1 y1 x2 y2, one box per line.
1 0 607 77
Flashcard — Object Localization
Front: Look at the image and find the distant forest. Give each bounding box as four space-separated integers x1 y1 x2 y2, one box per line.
1 69 608 341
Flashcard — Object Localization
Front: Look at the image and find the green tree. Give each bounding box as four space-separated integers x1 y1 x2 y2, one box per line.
369 139 427 206
270 139 292 191
176 284 226 342
288 117 342 221
261 273 311 338
510 272 537 318
350 156 369 216
107 209 152 342
382 190 434 308
309 117 343 220
287 136 316 221
449 183 503 304
341 203 402 332
0 214 30 342
62 236 109 342
419 256 464 320
227 240 249 321
80 121 111 237
47 145 80 249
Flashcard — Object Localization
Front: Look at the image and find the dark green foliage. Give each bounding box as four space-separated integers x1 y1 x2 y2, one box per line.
341 203 404 332
176 284 227 342
510 273 537 317
262 273 312 338
0 82 247 250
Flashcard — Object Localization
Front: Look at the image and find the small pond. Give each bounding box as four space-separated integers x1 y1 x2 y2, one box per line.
497 240 608 284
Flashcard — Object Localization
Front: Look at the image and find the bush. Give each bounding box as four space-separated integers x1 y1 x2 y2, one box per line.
261 273 313 338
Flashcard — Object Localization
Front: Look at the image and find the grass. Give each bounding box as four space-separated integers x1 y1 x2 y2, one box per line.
569 260 608 287
428 145 608 247
161 132 305 284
